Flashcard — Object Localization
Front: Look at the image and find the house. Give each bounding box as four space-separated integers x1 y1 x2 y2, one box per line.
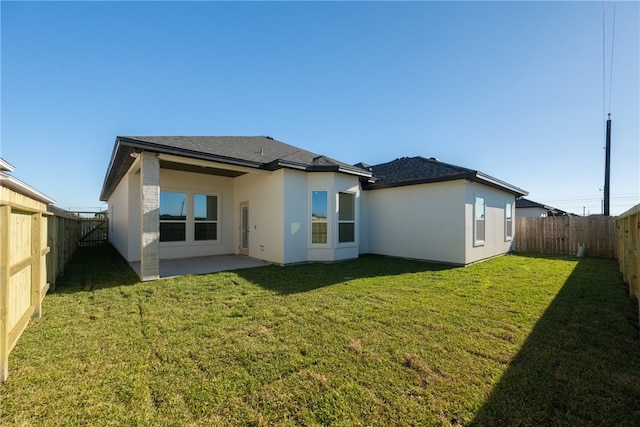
515 197 570 217
100 136 527 280
360 156 527 265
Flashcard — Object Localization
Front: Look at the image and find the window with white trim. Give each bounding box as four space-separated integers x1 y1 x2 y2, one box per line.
338 192 355 243
311 190 328 244
159 191 220 243
160 191 187 242
505 202 513 240
474 196 485 245
194 194 218 241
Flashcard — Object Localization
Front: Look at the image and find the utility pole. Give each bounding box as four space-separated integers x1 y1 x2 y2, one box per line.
604 114 612 216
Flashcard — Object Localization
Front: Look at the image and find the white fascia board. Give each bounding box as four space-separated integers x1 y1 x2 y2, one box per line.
475 172 528 197
0 158 16 172
0 172 56 205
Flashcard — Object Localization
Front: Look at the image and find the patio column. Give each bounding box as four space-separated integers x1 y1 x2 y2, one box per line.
140 152 160 281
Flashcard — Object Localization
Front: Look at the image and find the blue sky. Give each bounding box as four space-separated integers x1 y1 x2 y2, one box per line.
1 1 638 215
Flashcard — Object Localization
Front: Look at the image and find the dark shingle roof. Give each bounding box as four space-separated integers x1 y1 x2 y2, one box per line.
515 198 572 216
515 198 548 209
100 136 370 201
363 156 527 196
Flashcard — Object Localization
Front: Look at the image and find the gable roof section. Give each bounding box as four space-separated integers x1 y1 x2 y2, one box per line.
516 197 572 216
100 136 371 201
363 156 527 197
0 158 55 205
515 198 549 209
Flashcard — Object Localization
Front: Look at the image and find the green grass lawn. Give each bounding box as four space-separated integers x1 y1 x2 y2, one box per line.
1 246 639 426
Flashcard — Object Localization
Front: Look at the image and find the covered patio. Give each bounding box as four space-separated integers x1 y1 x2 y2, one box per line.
130 254 270 280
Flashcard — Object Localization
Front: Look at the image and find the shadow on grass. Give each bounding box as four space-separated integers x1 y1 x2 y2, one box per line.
236 254 458 295
470 257 640 426
52 245 140 293
53 246 456 296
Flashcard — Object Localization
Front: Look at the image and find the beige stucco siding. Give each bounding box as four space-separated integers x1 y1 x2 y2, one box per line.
283 170 308 264
234 170 286 264
363 180 467 264
464 183 515 264
107 170 131 260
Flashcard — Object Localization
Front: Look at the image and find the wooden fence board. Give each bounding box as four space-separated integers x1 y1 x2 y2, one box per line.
616 204 640 321
515 216 617 258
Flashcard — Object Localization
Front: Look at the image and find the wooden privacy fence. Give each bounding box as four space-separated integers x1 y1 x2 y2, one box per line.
47 208 109 289
1 183 52 383
515 216 617 258
617 204 639 306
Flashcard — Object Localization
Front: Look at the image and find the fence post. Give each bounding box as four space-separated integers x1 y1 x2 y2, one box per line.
0 205 11 383
31 213 43 318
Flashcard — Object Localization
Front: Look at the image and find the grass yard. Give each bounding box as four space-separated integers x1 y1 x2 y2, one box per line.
1 246 639 426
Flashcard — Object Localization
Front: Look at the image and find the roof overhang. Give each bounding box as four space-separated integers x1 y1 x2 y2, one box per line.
363 170 528 197
474 171 528 197
157 153 270 177
264 159 372 177
101 136 372 201
100 137 270 201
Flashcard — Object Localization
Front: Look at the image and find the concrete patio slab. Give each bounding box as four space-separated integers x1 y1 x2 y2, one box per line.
130 255 270 279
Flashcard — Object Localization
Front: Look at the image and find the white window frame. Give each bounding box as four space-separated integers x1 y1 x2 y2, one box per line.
474 196 485 247
505 201 513 241
193 193 220 242
309 189 331 247
159 190 188 243
159 189 222 246
337 191 356 246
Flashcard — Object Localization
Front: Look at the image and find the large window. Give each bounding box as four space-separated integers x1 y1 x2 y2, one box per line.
475 196 485 245
505 202 513 240
159 191 219 243
311 191 328 244
194 194 218 241
338 192 355 243
160 192 187 242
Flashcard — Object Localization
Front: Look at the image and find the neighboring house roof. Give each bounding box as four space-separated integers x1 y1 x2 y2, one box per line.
516 197 572 216
0 158 55 205
100 136 372 201
362 156 528 196
0 158 16 172
516 198 550 209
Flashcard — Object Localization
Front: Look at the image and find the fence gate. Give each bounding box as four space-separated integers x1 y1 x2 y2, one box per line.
77 213 108 247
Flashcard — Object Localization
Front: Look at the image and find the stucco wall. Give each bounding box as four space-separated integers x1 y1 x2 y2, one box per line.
128 170 141 262
464 182 515 264
108 170 131 260
283 170 308 264
363 180 467 264
234 170 286 264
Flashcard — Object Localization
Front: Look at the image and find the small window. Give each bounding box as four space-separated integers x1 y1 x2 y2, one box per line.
505 202 513 240
311 191 328 244
338 192 355 243
160 192 187 242
475 196 485 245
194 194 218 241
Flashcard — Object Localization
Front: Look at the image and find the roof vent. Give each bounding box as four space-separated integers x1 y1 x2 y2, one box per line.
265 136 274 140
429 157 439 161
